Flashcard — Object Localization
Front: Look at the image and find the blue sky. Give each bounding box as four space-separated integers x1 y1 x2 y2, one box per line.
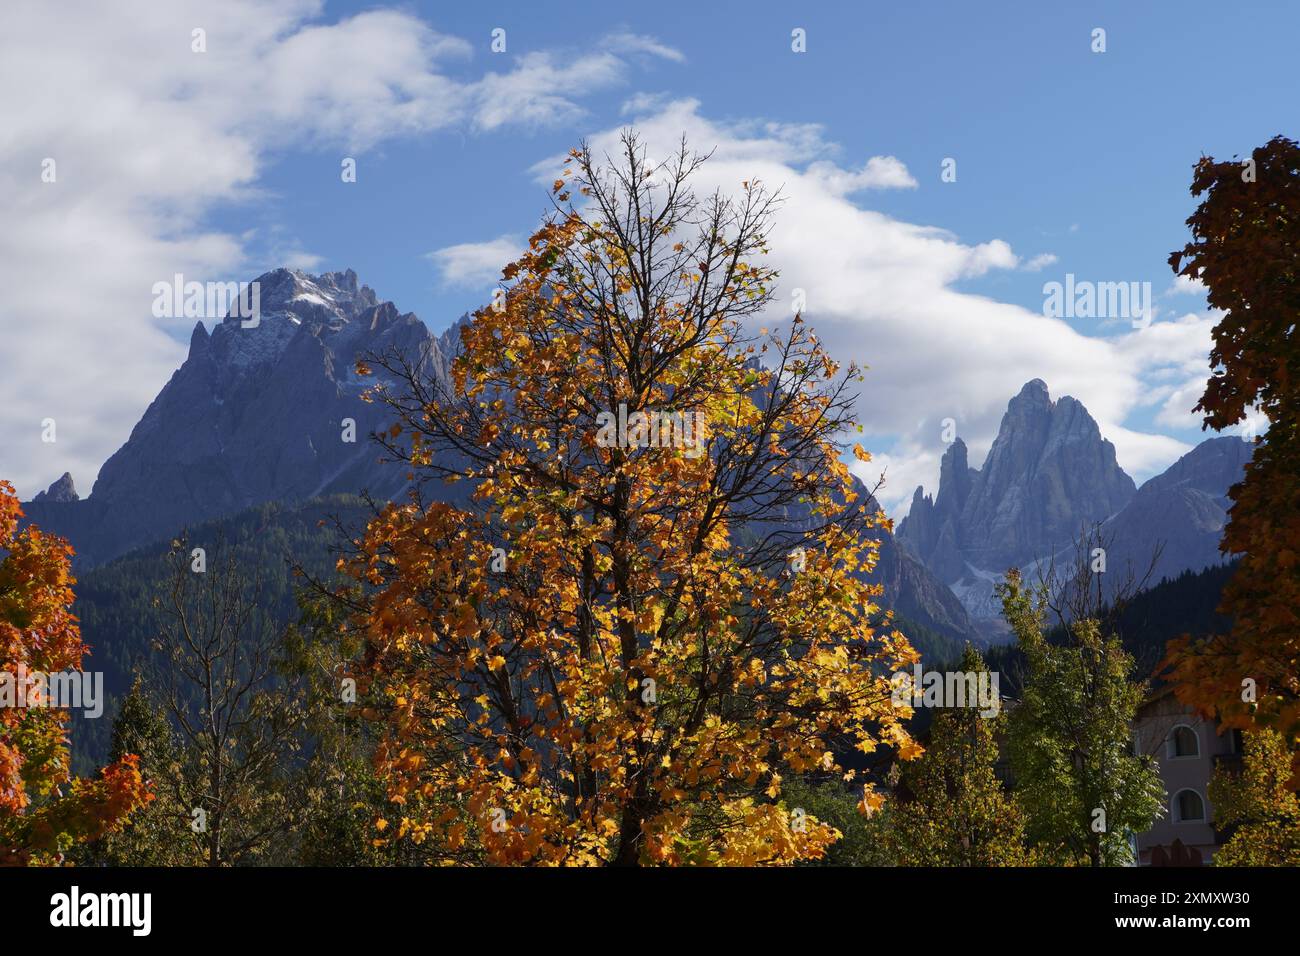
2 0 1291 507
233 0 1292 329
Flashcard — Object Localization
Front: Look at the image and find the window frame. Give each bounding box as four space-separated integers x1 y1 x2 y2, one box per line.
1172 788 1206 824
1166 723 1201 760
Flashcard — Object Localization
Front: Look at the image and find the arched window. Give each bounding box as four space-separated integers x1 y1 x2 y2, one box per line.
1167 724 1199 758
1174 789 1205 823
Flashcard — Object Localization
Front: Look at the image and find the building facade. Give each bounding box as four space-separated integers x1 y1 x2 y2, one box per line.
1132 686 1243 866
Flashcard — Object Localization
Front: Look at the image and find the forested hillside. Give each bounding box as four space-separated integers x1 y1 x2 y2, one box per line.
977 561 1237 698
69 494 372 772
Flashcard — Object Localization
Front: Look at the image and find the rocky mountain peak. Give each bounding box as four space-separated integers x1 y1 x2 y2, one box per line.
1088 436 1252 599
936 437 974 512
33 472 78 503
897 436 978 586
215 268 379 333
1139 435 1253 497
58 267 440 566
962 381 1134 566
898 380 1138 635
896 380 1253 642
1012 377 1051 405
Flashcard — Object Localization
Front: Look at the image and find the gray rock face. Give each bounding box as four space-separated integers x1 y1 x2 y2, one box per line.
870 529 981 645
27 268 452 566
898 381 1253 640
901 380 1135 575
1092 436 1252 591
902 438 976 583
33 472 78 502
957 379 1136 569
853 486 980 646
13 264 990 669
22 265 980 658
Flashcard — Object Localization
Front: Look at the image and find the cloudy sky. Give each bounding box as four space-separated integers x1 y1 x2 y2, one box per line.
1 0 1290 511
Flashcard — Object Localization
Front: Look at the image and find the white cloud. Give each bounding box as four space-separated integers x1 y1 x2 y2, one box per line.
806 156 917 194
469 32 682 132
281 249 325 272
852 442 945 516
532 99 1210 516
1114 310 1217 432
427 235 522 289
1239 407 1270 442
1152 382 1207 430
473 51 626 132
1022 252 1058 272
1102 425 1193 481
1167 273 1207 296
0 1 682 498
603 32 686 63
622 91 675 116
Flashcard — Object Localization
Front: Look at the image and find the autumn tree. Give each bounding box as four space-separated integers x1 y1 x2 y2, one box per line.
876 645 1029 866
0 481 149 864
1209 729 1300 865
1164 136 1300 777
343 132 919 865
999 570 1164 866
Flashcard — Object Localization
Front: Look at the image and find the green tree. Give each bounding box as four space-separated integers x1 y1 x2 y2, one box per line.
280 589 428 866
782 776 892 867
999 570 1164 866
80 678 197 865
1210 729 1300 865
879 646 1029 866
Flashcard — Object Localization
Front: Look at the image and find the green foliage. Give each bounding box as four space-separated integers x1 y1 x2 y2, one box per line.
894 615 964 669
999 572 1165 866
79 679 196 866
876 646 1029 866
782 776 891 867
70 495 403 865
1210 729 1300 866
69 495 372 774
975 561 1236 699
277 591 429 866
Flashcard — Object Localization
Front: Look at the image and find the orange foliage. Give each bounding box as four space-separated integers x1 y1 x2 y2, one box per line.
346 138 917 865
1163 136 1300 782
0 481 151 865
